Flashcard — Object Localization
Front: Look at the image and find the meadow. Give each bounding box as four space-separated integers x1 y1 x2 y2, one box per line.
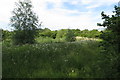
2 39 106 78
1 0 120 78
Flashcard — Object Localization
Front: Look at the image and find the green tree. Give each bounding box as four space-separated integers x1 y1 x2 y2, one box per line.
56 29 66 39
98 6 120 53
72 29 81 36
98 5 120 78
80 29 89 37
88 29 101 38
51 30 57 39
38 28 57 39
65 29 76 42
2 30 11 41
56 29 75 42
10 0 40 44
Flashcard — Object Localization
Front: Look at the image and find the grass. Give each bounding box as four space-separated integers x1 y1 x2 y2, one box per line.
2 40 106 78
35 36 68 43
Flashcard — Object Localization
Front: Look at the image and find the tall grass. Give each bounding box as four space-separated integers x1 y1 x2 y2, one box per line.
3 40 104 78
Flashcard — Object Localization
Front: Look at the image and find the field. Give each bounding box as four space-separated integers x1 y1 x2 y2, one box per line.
2 40 106 78
1 0 120 78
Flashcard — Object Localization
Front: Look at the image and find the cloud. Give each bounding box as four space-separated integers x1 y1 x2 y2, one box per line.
86 4 102 9
0 0 119 30
81 0 93 5
0 0 17 22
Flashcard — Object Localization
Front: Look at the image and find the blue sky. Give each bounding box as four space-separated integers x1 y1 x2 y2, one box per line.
0 0 119 31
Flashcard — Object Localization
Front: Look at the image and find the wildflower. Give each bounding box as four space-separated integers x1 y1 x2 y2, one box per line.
13 62 16 64
64 59 68 62
72 70 74 73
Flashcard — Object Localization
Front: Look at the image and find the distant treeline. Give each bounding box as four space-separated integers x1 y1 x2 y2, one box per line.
1 28 102 41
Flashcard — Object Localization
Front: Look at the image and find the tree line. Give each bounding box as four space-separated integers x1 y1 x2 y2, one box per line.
1 28 102 43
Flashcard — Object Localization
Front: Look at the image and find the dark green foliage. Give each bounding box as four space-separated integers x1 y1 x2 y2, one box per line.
71 29 81 36
55 29 75 42
56 29 67 38
65 29 76 42
80 29 89 37
2 30 12 41
35 28 101 43
10 0 40 45
51 30 57 39
36 28 101 42
2 30 13 46
79 29 101 38
13 30 38 44
39 28 57 39
88 29 101 38
3 41 102 78
98 5 120 78
70 29 101 38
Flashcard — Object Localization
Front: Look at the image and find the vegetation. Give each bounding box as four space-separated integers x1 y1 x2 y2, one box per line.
97 5 120 78
2 0 120 79
3 40 102 78
10 0 40 45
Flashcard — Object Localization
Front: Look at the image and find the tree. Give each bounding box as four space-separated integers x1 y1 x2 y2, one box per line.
80 29 89 37
56 29 66 39
88 29 101 38
98 5 120 53
72 29 81 36
10 0 40 44
98 5 120 78
65 29 76 42
2 30 12 41
55 29 75 42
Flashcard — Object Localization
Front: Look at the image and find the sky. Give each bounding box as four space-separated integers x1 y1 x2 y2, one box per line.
0 0 119 31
